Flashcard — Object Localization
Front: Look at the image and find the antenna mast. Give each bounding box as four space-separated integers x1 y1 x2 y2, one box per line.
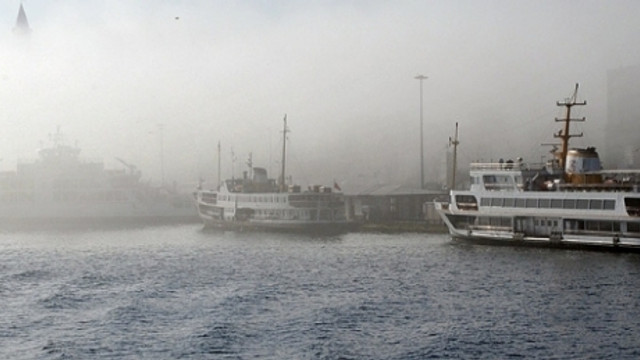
554 83 586 170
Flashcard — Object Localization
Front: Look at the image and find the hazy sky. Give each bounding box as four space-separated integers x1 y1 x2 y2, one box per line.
0 1 638 189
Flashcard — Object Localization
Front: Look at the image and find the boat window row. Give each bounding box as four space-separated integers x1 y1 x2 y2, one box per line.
628 222 640 233
480 197 615 210
289 194 336 202
455 195 479 211
534 219 560 228
476 216 511 228
218 194 288 203
564 219 621 233
255 209 309 219
446 214 476 229
482 175 519 191
625 198 640 216
200 193 217 204
446 213 640 236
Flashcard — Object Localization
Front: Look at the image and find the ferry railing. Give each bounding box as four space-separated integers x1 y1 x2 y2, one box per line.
468 224 512 232
470 162 548 171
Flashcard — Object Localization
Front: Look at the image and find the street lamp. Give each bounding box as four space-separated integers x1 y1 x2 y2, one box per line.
157 123 165 186
415 74 428 189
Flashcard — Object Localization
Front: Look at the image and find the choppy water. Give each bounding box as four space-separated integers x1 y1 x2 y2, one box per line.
1 225 640 359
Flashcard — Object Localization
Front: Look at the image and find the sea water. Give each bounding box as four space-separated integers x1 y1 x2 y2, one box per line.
1 225 640 359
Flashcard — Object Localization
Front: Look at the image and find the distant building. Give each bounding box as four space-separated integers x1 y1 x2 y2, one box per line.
13 3 31 36
605 65 640 168
344 184 446 225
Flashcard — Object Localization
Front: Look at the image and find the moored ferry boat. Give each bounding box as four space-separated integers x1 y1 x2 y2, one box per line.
0 129 198 229
195 117 354 234
435 85 640 251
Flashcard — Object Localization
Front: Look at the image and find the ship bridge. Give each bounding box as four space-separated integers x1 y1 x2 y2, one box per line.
469 160 560 192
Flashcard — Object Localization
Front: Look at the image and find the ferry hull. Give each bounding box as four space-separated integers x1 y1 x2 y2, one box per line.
448 230 640 252
437 205 640 252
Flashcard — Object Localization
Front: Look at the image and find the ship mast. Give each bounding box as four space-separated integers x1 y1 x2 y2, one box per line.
217 140 221 190
448 122 460 190
279 115 289 192
554 83 586 171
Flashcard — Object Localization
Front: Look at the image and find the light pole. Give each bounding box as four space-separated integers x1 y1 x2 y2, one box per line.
415 74 427 189
157 123 165 186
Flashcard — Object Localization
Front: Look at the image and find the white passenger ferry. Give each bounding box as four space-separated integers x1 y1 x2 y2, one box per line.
0 128 198 229
195 117 353 234
435 85 640 251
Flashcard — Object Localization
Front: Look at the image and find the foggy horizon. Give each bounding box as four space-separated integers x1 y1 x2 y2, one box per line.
1 1 639 191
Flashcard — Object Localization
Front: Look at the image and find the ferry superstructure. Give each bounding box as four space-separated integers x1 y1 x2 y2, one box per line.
435 85 640 251
0 129 197 229
195 116 353 234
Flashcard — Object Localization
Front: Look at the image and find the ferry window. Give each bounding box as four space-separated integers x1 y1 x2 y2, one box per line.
563 199 576 209
483 175 497 190
625 198 640 216
526 198 537 208
576 199 589 209
628 222 640 233
613 222 620 232
490 198 503 207
598 221 613 232
551 199 562 209
539 198 550 208
483 175 514 191
456 195 478 210
483 175 496 183
590 199 603 210
604 200 615 210
515 198 525 208
481 198 490 206
504 198 515 207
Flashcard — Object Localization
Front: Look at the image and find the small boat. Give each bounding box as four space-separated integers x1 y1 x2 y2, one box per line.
195 116 354 235
435 84 640 251
0 128 198 229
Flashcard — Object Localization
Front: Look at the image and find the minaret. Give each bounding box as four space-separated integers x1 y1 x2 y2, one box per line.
14 3 31 35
